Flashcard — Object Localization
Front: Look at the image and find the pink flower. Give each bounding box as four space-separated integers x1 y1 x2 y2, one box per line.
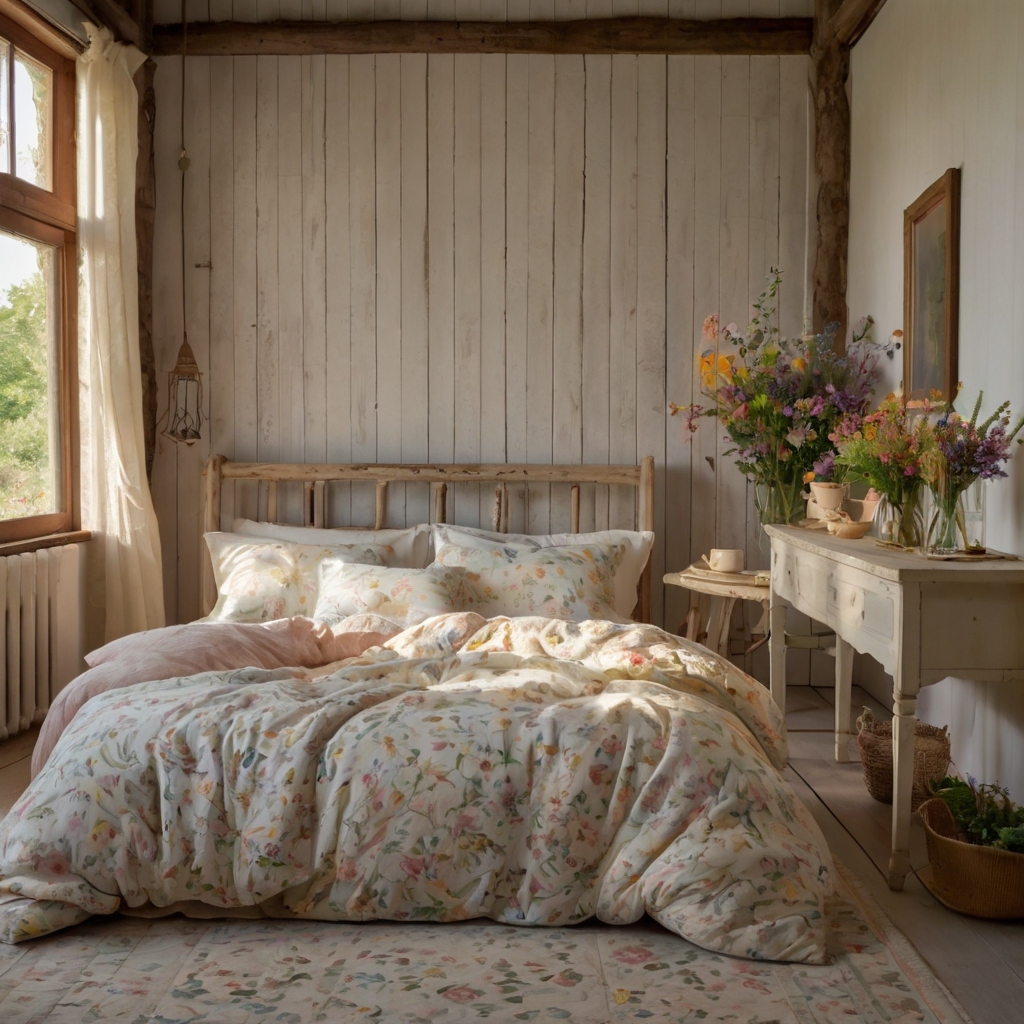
400 856 426 879
733 402 749 420
442 986 482 1003
702 314 719 341
612 945 655 965
452 812 477 837
601 735 624 757
551 970 582 987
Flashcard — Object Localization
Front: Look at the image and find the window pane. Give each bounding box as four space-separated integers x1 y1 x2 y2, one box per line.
0 227 60 521
14 49 51 190
0 41 9 175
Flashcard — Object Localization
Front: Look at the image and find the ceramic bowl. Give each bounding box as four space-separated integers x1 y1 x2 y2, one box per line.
827 519 871 539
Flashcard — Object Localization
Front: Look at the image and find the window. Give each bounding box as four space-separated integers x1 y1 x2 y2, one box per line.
0 11 76 545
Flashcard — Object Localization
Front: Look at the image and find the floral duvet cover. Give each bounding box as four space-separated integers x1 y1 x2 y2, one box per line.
0 615 833 962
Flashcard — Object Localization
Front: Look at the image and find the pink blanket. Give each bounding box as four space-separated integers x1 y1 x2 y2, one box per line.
32 617 397 777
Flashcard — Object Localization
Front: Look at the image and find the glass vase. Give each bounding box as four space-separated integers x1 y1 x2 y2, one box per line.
960 478 986 552
927 490 961 555
925 458 969 555
874 483 925 549
754 478 806 528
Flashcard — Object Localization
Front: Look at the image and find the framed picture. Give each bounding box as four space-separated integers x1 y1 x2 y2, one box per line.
903 168 961 399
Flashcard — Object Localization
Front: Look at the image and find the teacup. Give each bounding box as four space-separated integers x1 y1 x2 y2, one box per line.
703 548 745 573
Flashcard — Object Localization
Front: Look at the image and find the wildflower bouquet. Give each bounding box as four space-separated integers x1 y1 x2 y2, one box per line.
923 392 1024 553
671 270 881 526
832 393 937 547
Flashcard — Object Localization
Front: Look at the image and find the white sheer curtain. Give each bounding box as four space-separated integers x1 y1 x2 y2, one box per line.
78 25 165 644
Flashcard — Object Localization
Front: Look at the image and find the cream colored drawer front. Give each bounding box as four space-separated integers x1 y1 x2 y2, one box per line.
772 541 900 675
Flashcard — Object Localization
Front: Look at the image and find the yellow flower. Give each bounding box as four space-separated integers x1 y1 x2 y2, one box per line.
803 470 816 484
699 349 735 390
613 989 631 1005
791 357 807 372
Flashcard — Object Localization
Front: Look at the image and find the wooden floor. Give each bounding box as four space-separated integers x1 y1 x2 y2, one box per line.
787 682 1024 1024
1 689 1022 1023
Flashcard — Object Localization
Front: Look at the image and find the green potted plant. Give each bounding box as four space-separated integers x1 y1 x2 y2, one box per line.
918 776 1024 919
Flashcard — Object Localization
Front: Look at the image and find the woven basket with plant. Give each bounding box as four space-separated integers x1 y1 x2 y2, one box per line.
855 708 949 809
919 777 1024 919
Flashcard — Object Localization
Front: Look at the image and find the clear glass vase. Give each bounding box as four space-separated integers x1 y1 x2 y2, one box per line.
960 478 987 552
754 477 806 528
872 481 929 548
874 483 925 549
927 491 961 555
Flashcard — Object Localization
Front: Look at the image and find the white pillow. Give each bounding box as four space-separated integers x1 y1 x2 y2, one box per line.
232 518 431 568
434 540 627 623
314 559 468 628
205 533 386 623
431 524 652 619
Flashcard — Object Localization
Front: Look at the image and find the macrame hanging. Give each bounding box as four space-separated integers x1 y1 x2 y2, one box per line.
163 0 203 445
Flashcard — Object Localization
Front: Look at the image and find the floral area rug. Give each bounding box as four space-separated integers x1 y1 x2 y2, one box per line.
0 863 970 1024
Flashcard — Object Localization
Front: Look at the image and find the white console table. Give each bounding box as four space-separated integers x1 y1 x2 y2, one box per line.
764 524 1024 890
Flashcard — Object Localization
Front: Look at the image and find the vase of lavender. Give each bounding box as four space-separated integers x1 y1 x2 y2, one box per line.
924 393 1024 555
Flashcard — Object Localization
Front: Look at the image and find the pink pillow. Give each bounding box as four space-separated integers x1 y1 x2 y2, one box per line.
34 618 396 778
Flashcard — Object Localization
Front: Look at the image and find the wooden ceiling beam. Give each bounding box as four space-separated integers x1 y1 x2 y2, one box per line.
828 0 887 47
151 16 813 57
67 0 144 49
808 0 885 340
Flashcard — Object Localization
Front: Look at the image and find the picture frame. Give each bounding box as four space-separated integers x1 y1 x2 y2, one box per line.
903 167 961 399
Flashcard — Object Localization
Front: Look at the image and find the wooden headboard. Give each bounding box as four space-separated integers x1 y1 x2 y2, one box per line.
202 455 656 621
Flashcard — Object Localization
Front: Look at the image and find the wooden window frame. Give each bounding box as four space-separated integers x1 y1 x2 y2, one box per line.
0 7 78 545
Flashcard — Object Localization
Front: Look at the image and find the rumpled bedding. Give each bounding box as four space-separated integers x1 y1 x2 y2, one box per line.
0 614 834 962
31 615 399 778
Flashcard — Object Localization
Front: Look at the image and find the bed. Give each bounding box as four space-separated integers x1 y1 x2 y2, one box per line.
0 458 835 963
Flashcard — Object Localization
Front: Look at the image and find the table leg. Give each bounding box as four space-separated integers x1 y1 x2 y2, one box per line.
769 589 788 716
707 597 736 657
834 636 855 763
683 606 702 643
888 693 917 890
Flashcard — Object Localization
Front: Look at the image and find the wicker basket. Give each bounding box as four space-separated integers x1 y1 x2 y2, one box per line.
919 798 1024 919
855 708 950 810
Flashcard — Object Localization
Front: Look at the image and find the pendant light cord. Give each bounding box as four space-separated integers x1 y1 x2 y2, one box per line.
179 0 189 344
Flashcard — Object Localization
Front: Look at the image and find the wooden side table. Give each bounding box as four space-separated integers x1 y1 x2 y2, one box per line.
663 569 770 657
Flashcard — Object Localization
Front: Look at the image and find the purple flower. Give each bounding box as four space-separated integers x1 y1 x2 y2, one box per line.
813 451 836 480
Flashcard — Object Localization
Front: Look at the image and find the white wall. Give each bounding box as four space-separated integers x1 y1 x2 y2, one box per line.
849 0 1024 795
150 3 815 654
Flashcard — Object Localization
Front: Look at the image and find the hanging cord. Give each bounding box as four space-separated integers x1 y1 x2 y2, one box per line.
178 0 189 343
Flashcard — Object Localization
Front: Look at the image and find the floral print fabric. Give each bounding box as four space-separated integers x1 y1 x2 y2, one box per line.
313 560 469 627
0 615 831 962
435 540 627 623
205 533 387 622
0 873 970 1024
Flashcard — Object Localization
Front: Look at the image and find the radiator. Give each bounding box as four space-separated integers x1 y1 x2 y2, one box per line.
0 545 83 741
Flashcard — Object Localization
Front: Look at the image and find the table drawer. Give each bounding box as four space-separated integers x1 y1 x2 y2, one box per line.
773 541 900 673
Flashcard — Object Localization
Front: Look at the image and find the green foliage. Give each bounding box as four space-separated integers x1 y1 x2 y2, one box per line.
0 269 52 519
933 776 1024 853
0 274 48 425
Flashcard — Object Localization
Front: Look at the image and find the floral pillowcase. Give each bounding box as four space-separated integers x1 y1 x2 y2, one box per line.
205 533 388 623
313 559 469 629
433 540 627 623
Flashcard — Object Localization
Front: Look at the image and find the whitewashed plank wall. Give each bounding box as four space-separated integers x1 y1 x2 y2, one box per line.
151 0 814 643
848 0 1024 795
